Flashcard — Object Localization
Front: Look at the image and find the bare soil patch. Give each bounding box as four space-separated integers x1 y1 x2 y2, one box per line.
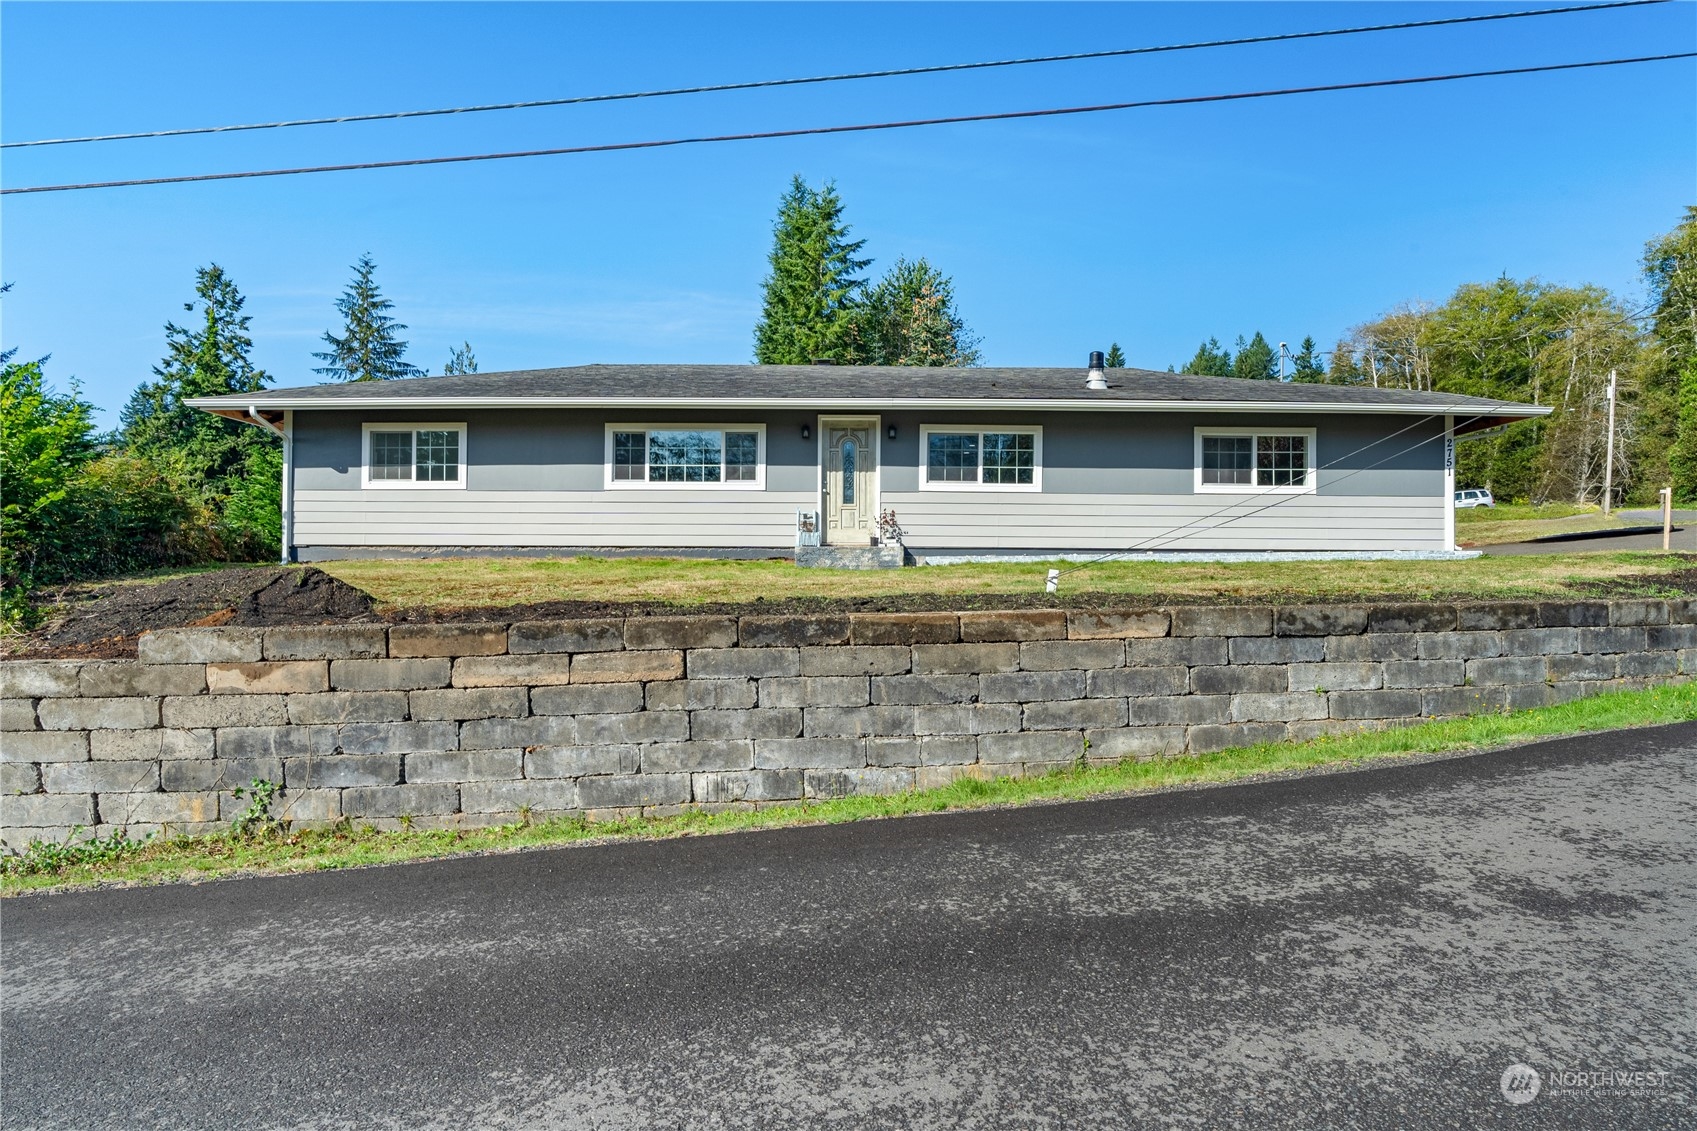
5 568 377 660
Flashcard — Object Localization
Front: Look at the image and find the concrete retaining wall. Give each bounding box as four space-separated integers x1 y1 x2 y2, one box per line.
4 599 1693 847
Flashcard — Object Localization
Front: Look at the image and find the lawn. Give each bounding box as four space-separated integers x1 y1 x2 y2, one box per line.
1454 502 1629 546
319 550 1693 611
7 679 1693 894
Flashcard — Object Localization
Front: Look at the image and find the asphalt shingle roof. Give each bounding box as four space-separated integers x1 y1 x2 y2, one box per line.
188 363 1543 416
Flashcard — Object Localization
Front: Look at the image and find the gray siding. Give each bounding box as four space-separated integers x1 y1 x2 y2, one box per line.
290 409 1448 552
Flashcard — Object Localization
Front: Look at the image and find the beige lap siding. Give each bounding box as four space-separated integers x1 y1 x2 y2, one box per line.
881 492 1448 552
293 490 815 548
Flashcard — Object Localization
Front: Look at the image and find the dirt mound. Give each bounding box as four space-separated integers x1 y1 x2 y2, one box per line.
5 567 377 660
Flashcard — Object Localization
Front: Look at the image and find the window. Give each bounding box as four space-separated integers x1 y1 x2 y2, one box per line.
605 425 766 489
919 426 1042 491
361 424 466 489
982 432 1036 485
1194 428 1316 493
1200 435 1252 486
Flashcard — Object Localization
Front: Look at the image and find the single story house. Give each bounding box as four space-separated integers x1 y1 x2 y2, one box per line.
188 357 1548 563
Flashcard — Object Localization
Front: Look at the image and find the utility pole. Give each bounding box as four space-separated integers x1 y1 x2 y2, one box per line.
1278 342 1289 381
1602 369 1617 516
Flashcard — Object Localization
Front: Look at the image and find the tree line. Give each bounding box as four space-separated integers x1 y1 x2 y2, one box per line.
1166 209 1696 505
0 256 456 626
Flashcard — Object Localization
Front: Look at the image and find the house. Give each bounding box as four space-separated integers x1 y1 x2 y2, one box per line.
187 356 1549 563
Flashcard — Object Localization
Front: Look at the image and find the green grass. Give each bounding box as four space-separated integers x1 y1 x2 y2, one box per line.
7 679 1693 895
321 551 1693 611
1453 503 1634 546
1454 502 1598 524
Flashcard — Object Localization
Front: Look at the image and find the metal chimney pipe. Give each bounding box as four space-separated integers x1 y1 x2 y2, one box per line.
1086 351 1108 390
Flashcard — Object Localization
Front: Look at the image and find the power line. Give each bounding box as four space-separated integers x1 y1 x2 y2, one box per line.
6 53 1690 197
2 0 1666 150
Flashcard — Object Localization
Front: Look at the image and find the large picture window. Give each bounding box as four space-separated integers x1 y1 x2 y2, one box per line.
361 424 466 489
605 425 765 489
1194 428 1317 493
919 426 1042 491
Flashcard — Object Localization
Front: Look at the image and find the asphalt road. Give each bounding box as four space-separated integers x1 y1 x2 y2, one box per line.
4 725 1695 1130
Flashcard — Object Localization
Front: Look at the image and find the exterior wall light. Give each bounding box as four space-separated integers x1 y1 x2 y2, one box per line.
801 424 811 440
887 425 898 440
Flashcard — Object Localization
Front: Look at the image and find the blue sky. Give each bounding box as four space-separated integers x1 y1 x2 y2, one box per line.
3 1 1693 426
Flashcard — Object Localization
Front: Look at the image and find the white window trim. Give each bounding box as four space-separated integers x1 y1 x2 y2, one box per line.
1193 426 1318 495
360 422 467 490
603 423 768 490
918 424 1044 492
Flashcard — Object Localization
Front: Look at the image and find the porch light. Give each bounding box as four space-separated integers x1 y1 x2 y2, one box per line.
801 424 811 440
887 425 897 440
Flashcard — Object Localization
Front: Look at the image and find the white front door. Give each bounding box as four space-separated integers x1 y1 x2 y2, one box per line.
822 419 877 545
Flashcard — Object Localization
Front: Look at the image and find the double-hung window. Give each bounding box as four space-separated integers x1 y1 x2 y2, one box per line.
606 425 765 488
361 423 466 488
1194 427 1316 493
919 426 1042 490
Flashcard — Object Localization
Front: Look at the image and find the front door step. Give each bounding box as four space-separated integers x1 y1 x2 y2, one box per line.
795 545 908 570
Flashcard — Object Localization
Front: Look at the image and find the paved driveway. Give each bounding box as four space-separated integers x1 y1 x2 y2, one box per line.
4 725 1694 1129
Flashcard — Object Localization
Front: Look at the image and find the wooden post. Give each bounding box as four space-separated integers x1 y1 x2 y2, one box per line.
1663 487 1674 552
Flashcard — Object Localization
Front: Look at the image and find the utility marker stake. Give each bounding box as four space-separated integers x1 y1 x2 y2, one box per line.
1046 569 1060 594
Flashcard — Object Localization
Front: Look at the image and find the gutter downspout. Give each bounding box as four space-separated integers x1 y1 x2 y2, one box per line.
248 406 294 564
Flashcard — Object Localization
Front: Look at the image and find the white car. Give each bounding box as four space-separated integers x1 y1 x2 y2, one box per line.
1454 489 1495 508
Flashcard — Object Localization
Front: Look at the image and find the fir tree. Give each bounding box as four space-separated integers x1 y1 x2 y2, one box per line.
1232 332 1277 380
1181 337 1233 376
753 177 870 364
1290 336 1326 383
1104 342 1126 368
313 254 424 381
443 342 478 375
123 264 272 489
849 257 982 366
1326 340 1365 384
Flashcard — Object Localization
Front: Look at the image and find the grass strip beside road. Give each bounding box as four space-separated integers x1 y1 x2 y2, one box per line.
6 680 1693 894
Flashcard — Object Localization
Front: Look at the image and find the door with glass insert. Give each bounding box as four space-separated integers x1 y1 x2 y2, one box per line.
822 420 877 545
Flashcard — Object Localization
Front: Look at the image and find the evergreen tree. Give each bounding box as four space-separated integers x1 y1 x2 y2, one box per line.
849 257 982 366
314 253 424 381
753 176 870 364
1104 342 1126 368
123 264 272 489
443 341 478 375
1232 332 1277 380
1290 336 1325 383
1326 340 1365 384
1181 337 1232 376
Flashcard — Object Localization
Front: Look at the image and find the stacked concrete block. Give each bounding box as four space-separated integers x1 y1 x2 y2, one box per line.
1 600 1691 846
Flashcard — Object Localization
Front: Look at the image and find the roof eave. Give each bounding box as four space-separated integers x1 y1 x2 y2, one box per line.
186 395 1553 419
